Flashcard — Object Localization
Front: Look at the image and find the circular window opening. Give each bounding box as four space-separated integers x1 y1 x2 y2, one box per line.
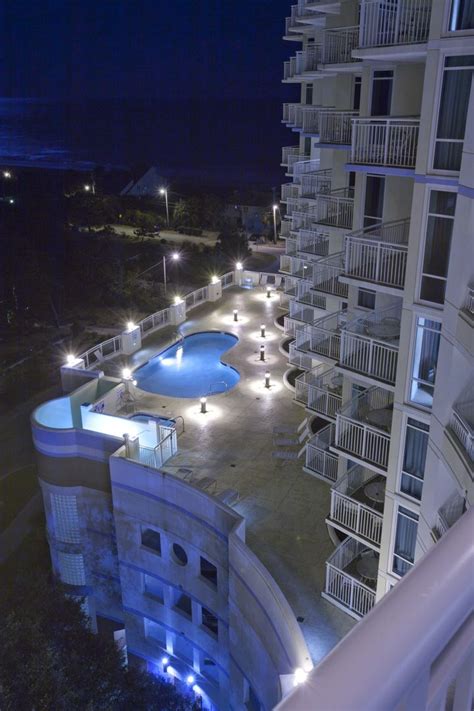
172 543 188 566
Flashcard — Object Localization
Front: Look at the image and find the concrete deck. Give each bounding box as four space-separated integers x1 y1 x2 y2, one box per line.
104 285 354 664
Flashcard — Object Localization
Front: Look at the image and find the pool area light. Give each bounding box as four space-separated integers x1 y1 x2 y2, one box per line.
265 371 271 388
126 321 136 332
3 171 11 179
293 667 308 686
233 309 238 322
122 367 132 380
235 261 243 270
8 198 14 204
200 397 207 414
211 275 219 284
186 675 195 685
161 656 169 666
260 324 266 338
84 184 91 192
260 344 265 361
66 354 77 366
171 252 180 261
266 287 272 299
174 295 182 305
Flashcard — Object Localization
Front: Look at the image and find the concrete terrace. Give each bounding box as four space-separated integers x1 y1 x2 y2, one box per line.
103 285 354 663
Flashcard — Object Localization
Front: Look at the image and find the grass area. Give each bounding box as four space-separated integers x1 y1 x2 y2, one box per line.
0 465 39 531
245 251 277 271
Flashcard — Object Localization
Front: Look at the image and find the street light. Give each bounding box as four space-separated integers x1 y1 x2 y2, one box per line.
84 181 95 195
3 171 11 179
159 187 169 227
162 252 180 293
272 204 279 244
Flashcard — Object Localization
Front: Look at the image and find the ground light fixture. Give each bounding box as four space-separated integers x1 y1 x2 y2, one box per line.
161 656 169 666
260 324 266 338
266 287 272 299
200 397 207 414
260 344 265 361
265 371 271 388
186 675 195 685
233 309 238 322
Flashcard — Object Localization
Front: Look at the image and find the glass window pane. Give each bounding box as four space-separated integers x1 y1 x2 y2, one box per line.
364 175 385 221
420 276 447 304
401 420 429 500
371 72 393 116
434 63 472 171
449 2 474 31
410 318 441 407
393 507 418 577
428 190 457 216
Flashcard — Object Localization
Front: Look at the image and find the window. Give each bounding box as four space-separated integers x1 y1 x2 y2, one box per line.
419 191 456 305
371 70 393 116
358 288 376 310
145 619 166 646
174 592 192 618
57 552 86 586
143 574 164 603
172 543 188 566
364 175 385 228
353 76 362 110
200 557 218 587
51 494 80 543
400 418 429 500
393 506 419 577
304 136 311 155
201 607 218 638
348 171 356 198
141 528 161 555
305 83 313 105
410 318 441 408
434 56 474 171
449 0 474 30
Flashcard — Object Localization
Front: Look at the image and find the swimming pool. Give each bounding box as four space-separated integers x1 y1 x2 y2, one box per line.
133 331 240 398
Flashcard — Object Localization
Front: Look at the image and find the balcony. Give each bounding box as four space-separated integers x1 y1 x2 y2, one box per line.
350 117 420 170
432 492 467 541
321 26 360 66
281 183 301 203
289 339 313 370
295 281 327 311
285 302 318 336
358 0 432 56
300 168 332 198
324 538 377 618
293 158 322 182
295 364 342 419
284 236 298 257
314 188 354 230
312 252 349 298
295 310 348 362
339 304 401 387
280 255 314 280
282 102 300 124
305 422 339 482
291 208 318 232
319 110 358 146
335 387 393 472
329 466 384 547
449 395 474 466
281 145 301 166
343 218 410 291
297 229 330 258
280 218 291 238
301 106 323 134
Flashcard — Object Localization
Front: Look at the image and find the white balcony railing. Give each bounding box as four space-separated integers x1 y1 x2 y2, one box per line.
289 299 317 325
302 106 322 134
281 145 301 166
276 508 474 711
344 218 410 289
289 340 313 370
305 423 339 482
450 401 474 463
336 387 393 471
351 117 420 168
296 310 347 361
295 282 327 311
320 111 358 145
330 466 384 546
281 183 301 203
325 538 377 618
315 188 354 230
282 102 300 124
312 252 348 298
359 0 432 49
339 304 401 386
300 168 332 198
322 26 359 64
463 284 474 318
288 153 311 174
280 219 291 238
280 255 314 280
284 236 298 257
297 229 330 258
295 364 342 419
293 158 321 182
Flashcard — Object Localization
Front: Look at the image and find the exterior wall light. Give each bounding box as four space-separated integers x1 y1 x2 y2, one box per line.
66 354 76 366
211 275 219 284
236 261 243 270
122 368 132 380
3 171 11 179
174 296 182 305
265 371 271 388
161 656 169 666
260 324 266 338
233 309 238 322
186 675 195 685
127 321 136 331
200 397 207 414
260 344 265 361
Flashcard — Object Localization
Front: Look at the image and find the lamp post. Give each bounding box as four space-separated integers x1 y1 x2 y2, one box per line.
135 252 180 294
160 187 170 227
84 180 95 195
272 204 279 244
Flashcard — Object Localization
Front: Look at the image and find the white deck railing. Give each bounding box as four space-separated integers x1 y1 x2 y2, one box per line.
330 466 384 546
293 158 321 181
325 538 377 618
320 111 358 145
322 26 359 64
276 508 474 711
305 423 339 482
288 152 311 174
359 0 432 48
450 407 474 463
351 117 420 168
282 102 300 124
297 229 330 257
463 284 474 317
295 364 342 419
300 169 332 198
312 252 349 298
185 286 209 310
295 282 327 311
344 218 410 289
284 236 298 257
289 300 317 325
281 145 301 165
135 428 178 469
339 304 401 385
280 219 291 238
336 387 393 471
280 255 314 280
296 310 347 361
289 340 313 370
80 335 123 369
302 106 322 134
315 188 354 230
291 209 319 232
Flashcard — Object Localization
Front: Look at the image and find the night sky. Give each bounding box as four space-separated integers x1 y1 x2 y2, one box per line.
0 0 293 100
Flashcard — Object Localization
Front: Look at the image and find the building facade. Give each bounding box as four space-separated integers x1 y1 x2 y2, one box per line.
280 0 473 619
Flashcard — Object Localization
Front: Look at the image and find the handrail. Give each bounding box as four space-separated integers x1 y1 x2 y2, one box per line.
208 380 229 395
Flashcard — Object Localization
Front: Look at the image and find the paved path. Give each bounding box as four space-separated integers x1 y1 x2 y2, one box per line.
104 285 354 663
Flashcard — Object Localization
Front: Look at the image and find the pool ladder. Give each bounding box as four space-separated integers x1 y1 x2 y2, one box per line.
207 381 229 396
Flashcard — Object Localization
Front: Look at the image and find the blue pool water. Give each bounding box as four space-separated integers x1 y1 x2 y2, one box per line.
134 331 240 398
129 413 175 428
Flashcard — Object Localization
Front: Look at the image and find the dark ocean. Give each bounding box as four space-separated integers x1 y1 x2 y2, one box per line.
0 97 288 187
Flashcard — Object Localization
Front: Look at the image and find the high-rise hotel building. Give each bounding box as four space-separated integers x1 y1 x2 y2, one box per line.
280 0 473 619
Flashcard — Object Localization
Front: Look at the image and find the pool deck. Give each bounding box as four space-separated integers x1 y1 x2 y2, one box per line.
103 285 354 663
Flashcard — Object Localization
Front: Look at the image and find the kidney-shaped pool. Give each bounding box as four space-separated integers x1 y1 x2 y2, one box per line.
133 331 240 398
